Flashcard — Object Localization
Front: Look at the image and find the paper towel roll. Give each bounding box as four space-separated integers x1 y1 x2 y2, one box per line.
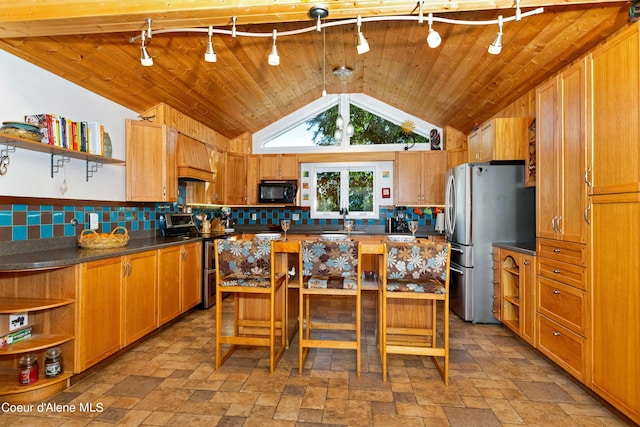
435 212 445 232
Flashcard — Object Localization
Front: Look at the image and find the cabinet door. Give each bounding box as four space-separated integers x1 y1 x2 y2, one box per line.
467 130 481 162
558 60 588 244
259 154 280 179
478 121 494 162
225 153 247 205
395 151 423 205
536 78 559 240
521 254 536 345
78 258 122 371
421 151 447 205
122 251 157 345
157 246 182 326
125 120 177 202
591 193 640 421
278 154 299 179
591 26 640 196
206 147 225 203
181 243 202 312
246 155 260 205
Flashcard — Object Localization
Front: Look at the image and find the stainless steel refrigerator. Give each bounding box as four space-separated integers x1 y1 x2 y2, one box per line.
444 163 535 324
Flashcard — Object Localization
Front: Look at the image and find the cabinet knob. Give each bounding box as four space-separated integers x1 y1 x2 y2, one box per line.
553 269 561 274
553 289 561 295
523 260 530 265
553 331 561 337
553 248 561 253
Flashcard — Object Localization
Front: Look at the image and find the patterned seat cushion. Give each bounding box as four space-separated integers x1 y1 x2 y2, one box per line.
217 239 276 288
385 241 449 294
303 275 358 290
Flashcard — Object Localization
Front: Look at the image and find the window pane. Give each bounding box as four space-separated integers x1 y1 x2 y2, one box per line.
315 171 341 212
348 171 374 212
306 104 340 146
349 104 429 145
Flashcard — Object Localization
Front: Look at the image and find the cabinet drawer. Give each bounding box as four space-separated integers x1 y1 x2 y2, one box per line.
537 277 586 335
537 239 586 266
537 257 586 290
537 315 586 382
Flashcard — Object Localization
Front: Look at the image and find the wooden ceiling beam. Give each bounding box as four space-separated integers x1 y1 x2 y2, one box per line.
0 0 627 38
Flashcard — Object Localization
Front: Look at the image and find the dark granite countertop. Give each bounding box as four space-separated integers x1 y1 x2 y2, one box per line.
492 241 536 256
0 235 206 271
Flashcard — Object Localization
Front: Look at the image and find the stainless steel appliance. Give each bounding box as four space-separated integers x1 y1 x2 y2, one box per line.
444 163 535 324
258 180 297 204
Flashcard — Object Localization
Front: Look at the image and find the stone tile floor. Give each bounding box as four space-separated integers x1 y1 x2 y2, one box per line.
0 294 632 426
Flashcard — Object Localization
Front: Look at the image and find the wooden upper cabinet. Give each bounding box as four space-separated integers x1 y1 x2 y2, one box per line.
395 150 447 205
536 59 588 244
246 155 260 205
259 154 298 180
225 152 248 205
590 25 640 195
468 118 529 163
125 120 177 202
206 147 225 203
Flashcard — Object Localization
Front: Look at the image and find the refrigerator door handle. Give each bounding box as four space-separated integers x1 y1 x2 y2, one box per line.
450 264 464 274
445 173 456 235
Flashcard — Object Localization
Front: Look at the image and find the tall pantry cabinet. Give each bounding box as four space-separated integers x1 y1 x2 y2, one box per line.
535 57 590 384
589 24 640 424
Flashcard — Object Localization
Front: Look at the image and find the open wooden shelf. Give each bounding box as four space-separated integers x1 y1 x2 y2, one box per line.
0 371 73 403
0 297 74 313
0 335 74 356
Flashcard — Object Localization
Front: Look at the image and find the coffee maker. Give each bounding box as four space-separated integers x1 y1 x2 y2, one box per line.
391 206 409 233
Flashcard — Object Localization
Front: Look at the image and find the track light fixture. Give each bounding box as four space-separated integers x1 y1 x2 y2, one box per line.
426 13 442 48
204 26 217 62
488 16 503 55
129 6 544 64
268 29 280 66
139 30 153 66
356 15 370 55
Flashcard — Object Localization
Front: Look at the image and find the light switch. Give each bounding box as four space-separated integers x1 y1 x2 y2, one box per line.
251 213 257 221
292 213 300 221
89 212 99 230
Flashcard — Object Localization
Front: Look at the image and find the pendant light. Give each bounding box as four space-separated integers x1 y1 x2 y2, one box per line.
268 29 280 66
204 26 217 62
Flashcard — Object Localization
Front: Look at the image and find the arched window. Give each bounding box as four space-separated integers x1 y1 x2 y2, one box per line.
254 93 442 153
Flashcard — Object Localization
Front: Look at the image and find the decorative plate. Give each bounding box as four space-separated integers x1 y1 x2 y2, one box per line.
2 121 41 133
320 233 349 242
254 233 282 241
386 234 415 242
0 126 42 142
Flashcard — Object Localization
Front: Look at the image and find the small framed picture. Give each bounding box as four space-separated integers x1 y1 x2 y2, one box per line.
382 187 391 198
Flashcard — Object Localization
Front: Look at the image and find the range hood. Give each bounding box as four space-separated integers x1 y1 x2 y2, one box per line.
176 134 214 181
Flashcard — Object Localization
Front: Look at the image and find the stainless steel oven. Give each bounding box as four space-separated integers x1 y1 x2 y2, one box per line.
202 239 217 309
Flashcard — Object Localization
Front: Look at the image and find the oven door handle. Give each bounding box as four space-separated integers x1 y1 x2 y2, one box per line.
449 265 464 274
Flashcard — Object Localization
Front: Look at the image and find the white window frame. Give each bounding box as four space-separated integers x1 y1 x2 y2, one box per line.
310 162 379 220
253 93 442 154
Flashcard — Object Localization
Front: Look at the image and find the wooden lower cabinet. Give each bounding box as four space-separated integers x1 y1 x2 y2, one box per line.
590 193 640 424
77 257 122 372
157 245 182 325
122 251 158 346
535 238 588 384
181 242 202 312
493 247 536 345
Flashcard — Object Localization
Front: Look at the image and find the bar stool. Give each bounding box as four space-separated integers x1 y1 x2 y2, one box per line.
298 239 362 376
381 240 451 384
214 238 287 373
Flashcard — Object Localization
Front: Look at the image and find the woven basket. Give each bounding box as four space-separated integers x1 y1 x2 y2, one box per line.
78 226 129 249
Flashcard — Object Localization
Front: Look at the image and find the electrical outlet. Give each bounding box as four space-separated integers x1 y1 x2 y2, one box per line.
9 313 28 331
89 212 99 230
251 213 257 221
292 213 300 221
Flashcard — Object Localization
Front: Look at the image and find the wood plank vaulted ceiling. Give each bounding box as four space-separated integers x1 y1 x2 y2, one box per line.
0 1 633 140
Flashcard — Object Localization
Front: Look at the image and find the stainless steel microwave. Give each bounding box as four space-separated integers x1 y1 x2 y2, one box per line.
258 181 297 204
